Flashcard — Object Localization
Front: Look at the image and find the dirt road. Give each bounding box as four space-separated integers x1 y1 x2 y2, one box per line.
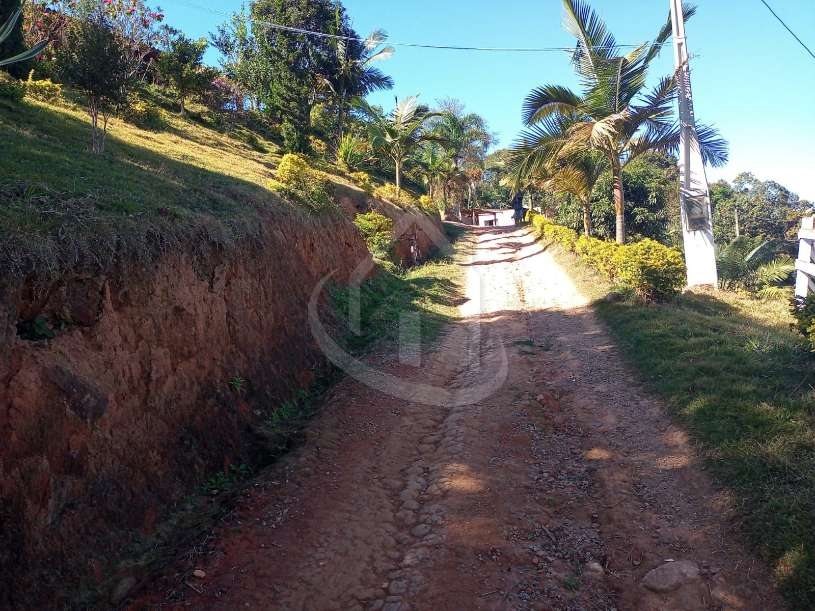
134 227 781 610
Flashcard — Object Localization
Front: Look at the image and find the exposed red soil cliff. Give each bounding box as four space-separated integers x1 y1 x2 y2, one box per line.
0 211 371 608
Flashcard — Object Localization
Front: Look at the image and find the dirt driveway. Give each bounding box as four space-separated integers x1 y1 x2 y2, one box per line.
133 226 782 610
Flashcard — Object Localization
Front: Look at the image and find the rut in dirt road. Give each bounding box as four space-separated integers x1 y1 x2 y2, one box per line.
135 226 781 611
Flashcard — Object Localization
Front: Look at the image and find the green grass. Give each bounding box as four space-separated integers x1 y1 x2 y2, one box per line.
331 230 468 354
0 90 344 279
560 252 815 608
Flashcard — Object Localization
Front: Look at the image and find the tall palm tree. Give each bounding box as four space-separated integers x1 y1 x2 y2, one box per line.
518 0 728 243
544 154 606 236
326 28 394 147
357 96 437 194
429 103 493 217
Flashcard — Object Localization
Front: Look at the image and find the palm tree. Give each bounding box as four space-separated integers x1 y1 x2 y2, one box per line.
357 96 436 194
544 154 606 236
429 102 493 217
417 142 454 201
326 29 394 147
518 0 728 243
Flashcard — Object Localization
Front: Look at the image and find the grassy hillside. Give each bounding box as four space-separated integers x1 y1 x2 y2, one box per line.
0 89 353 278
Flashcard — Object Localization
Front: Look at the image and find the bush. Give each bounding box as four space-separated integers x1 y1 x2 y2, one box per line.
122 97 165 130
529 213 578 251
613 239 686 300
418 195 439 215
350 171 373 194
24 72 62 102
792 294 815 351
575 235 621 278
276 153 334 212
354 211 394 257
309 135 328 158
374 183 417 207
529 211 685 301
0 72 25 101
337 134 367 171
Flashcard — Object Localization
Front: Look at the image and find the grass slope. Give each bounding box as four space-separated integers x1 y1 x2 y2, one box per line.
549 245 815 609
0 92 315 278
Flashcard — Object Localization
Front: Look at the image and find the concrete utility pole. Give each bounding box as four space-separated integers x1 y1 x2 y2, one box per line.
670 0 718 287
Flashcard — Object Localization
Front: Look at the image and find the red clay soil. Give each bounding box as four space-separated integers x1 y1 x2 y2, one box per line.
130 227 782 611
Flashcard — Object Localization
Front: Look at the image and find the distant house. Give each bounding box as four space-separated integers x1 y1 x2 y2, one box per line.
467 208 515 228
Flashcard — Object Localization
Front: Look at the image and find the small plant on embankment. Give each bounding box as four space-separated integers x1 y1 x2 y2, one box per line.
353 210 394 259
275 153 336 213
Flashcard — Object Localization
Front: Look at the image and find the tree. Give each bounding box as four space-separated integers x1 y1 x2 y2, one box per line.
417 142 455 204
428 100 493 216
251 0 339 152
517 0 727 243
0 5 46 72
211 5 263 111
358 95 436 194
543 152 606 236
56 7 130 154
712 173 812 241
156 31 216 116
324 27 393 147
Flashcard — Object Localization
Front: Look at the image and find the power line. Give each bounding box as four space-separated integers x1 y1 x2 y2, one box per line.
758 0 815 61
175 0 667 54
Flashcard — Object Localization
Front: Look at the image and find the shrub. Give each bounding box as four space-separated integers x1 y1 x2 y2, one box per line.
337 134 367 171
122 96 165 130
350 171 373 194
613 239 686 300
529 212 685 301
792 294 815 351
354 211 394 257
276 153 334 212
0 72 25 100
575 235 621 278
309 135 328 158
24 72 62 102
374 183 417 207
418 195 439 215
529 213 578 251
542 224 579 251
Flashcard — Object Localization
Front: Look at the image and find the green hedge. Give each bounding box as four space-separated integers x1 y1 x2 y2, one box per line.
529 212 686 301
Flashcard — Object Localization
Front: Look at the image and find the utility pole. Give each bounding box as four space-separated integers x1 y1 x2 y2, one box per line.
670 0 718 287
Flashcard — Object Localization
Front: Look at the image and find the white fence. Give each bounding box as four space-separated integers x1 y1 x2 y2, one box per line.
796 216 815 299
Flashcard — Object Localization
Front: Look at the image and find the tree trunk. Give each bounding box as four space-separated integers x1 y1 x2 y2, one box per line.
395 159 402 196
582 197 593 236
734 205 741 238
179 96 186 117
336 90 346 149
612 159 625 244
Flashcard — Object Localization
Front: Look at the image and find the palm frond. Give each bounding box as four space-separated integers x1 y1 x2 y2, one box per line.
522 84 583 125
562 0 618 79
645 3 697 65
695 123 729 167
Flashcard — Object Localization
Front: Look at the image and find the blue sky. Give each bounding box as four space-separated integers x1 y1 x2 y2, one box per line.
159 0 814 200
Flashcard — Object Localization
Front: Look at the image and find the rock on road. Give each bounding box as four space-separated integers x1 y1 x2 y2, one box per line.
133 226 781 611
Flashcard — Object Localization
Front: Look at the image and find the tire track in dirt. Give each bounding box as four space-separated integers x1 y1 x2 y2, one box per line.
131 226 782 611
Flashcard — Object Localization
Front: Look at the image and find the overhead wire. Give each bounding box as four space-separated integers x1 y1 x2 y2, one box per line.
173 0 669 54
757 0 815 61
